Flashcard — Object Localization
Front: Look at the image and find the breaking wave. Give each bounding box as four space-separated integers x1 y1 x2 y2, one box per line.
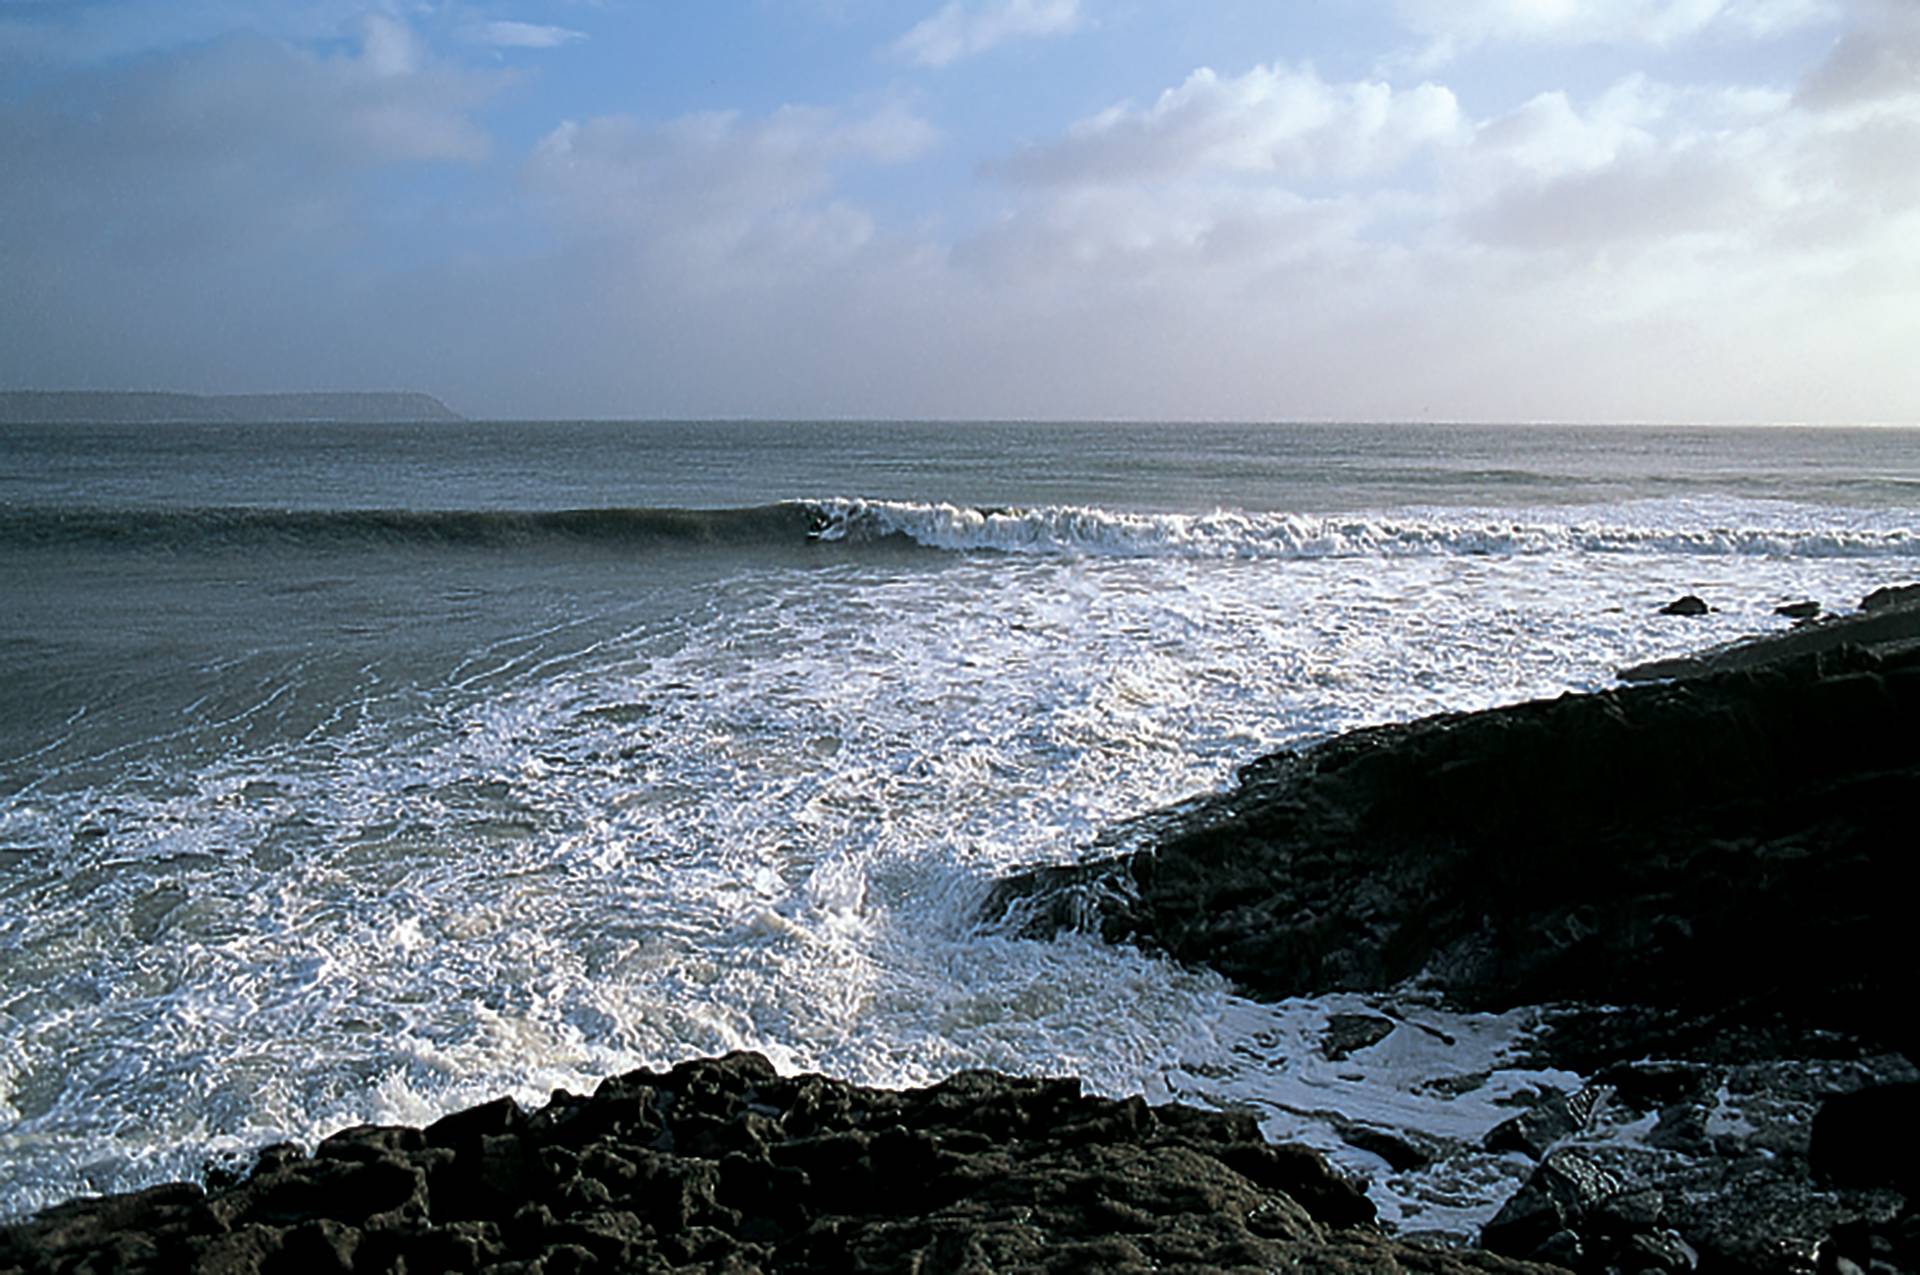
3 498 1913 560
808 498 1919 561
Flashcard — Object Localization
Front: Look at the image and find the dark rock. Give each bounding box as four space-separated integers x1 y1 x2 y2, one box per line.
1813 1083 1920 1191
1483 1086 1608 1161
988 636 1920 1273
1472 1053 1914 1274
1590 1061 1714 1111
1620 596 1920 681
212 1156 425 1229
1623 1228 1698 1271
1531 1228 1583 1267
1861 583 1920 612
1659 594 1712 615
1777 599 1823 619
1593 1188 1664 1233
0 1052 1547 1274
1480 1150 1622 1259
990 644 1920 1051
314 1125 424 1163
1333 1121 1432 1173
1321 1013 1396 1061
424 1095 526 1147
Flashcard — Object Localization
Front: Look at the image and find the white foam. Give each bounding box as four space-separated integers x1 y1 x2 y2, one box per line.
811 496 1920 562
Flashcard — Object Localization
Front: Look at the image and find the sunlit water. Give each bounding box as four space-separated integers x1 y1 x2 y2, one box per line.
2 420 1915 1234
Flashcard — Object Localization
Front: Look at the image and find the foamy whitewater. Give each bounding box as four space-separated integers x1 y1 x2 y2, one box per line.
1 420 1915 1238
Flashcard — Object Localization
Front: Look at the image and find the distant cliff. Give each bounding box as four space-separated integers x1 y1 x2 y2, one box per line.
0 391 463 424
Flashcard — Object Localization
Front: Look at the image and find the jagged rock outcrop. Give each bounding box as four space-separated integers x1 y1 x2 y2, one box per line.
1620 589 1920 681
987 608 1920 1273
990 642 1919 1055
0 1052 1553 1274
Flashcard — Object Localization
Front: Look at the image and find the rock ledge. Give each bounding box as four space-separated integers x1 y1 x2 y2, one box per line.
2 1052 1549 1274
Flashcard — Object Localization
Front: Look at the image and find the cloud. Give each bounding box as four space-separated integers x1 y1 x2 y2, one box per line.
0 19 506 392
1462 76 1671 184
1390 0 1839 67
1 0 1915 424
998 63 1463 186
923 14 1920 423
468 20 587 50
890 0 1080 68
1448 51 1920 262
0 24 498 184
1795 0 1920 111
525 101 936 281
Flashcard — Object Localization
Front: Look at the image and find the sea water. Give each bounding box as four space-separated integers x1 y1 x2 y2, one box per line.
1 420 1915 1235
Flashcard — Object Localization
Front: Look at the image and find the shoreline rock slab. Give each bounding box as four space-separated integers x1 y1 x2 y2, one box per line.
988 626 1920 1272
990 642 1919 1046
1619 589 1920 681
1 1052 1555 1274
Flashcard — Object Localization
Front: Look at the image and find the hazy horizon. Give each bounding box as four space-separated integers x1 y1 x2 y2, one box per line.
10 393 1920 431
4 1 1918 426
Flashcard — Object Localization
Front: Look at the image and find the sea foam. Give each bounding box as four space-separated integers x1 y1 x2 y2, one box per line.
807 497 1920 560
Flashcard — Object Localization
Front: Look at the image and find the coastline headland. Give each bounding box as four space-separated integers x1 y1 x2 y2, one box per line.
5 592 1918 1273
0 390 462 424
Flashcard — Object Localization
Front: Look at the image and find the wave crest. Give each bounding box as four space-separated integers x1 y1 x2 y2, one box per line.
807 498 1919 561
2 498 1911 561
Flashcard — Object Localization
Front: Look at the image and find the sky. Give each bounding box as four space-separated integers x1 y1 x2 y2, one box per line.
1 0 1916 423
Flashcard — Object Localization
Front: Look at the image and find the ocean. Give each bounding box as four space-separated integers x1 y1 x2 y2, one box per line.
2 419 1916 1237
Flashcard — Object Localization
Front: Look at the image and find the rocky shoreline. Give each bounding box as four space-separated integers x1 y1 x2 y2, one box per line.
6 592 1918 1273
991 589 1920 1272
2 1052 1556 1274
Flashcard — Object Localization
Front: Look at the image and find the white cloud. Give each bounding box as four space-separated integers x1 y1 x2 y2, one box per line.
999 63 1464 186
922 22 1920 422
1446 50 1920 263
2 0 1915 423
890 0 1080 68
469 20 587 50
1464 76 1670 183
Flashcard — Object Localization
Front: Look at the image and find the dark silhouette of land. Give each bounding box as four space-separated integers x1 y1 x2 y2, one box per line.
0 391 462 424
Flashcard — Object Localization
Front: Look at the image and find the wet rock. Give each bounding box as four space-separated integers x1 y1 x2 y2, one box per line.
1623 1228 1698 1271
1659 594 1712 616
990 633 1920 1272
1480 1150 1623 1260
0 1052 1550 1275
1331 1120 1433 1173
992 644 1920 1044
1620 595 1920 681
1861 583 1920 612
1322 1012 1396 1061
1483 1086 1608 1161
1473 1052 1917 1273
1777 599 1823 619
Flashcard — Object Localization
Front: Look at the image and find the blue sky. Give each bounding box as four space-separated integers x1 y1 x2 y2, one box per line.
2 0 1915 422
